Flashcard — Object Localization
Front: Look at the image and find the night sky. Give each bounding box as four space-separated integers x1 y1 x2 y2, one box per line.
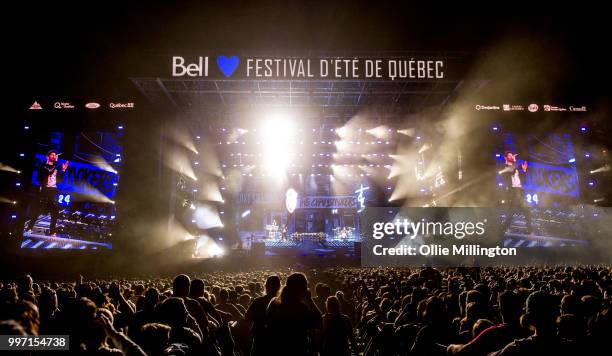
7 1 607 102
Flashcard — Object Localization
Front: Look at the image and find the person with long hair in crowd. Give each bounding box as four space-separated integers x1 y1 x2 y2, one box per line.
265 272 323 356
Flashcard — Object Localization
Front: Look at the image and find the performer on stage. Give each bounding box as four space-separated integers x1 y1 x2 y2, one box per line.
498 151 532 235
281 224 287 241
24 150 69 236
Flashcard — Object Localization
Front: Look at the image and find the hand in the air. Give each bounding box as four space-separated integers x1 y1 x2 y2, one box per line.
97 313 118 336
521 161 528 171
61 161 69 171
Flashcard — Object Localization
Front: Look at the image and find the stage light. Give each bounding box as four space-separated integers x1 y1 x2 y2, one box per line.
15 182 21 187
397 128 415 136
0 163 20 174
207 244 224 257
588 181 595 186
260 113 295 177
335 126 348 138
196 135 201 139
418 144 431 154
193 204 223 229
568 158 576 163
1 197 16 204
241 210 251 218
19 153 25 157
24 126 30 130
117 125 124 130
590 165 610 174
366 125 389 139
580 126 587 133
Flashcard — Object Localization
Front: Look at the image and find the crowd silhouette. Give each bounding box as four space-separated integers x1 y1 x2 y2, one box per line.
0 266 610 355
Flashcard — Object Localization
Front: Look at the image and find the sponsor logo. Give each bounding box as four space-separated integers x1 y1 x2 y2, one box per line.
109 102 135 109
502 104 524 111
29 101 42 110
475 105 500 111
54 102 75 109
172 56 209 77
569 106 587 112
217 55 240 77
528 104 539 112
85 102 101 109
543 105 567 112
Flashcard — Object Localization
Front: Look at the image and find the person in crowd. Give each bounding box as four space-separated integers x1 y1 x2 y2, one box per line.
320 295 356 356
245 275 281 356
490 291 577 355
448 290 527 355
172 274 208 337
265 272 323 356
216 288 245 321
189 278 222 325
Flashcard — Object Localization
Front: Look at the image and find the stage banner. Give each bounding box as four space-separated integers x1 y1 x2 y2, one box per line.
31 153 118 199
163 53 465 81
238 192 270 205
524 162 579 198
298 196 357 209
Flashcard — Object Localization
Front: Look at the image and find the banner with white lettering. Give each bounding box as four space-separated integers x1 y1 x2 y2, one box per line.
298 196 357 209
32 154 118 199
169 55 459 81
524 162 579 198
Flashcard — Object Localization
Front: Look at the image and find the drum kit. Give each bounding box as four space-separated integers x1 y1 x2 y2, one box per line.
333 226 355 240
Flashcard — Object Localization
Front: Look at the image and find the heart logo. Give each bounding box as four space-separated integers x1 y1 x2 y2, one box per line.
216 55 239 77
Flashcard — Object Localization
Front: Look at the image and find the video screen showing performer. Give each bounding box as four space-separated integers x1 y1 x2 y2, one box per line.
495 132 599 248
23 150 69 236
498 151 532 235
20 130 122 250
